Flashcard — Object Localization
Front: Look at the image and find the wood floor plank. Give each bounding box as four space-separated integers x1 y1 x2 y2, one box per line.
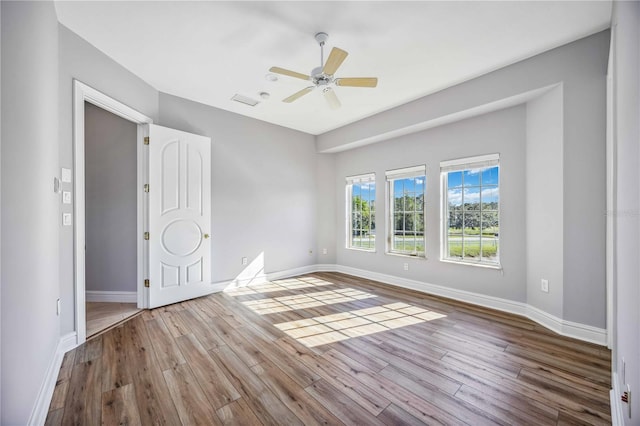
101 325 133 392
305 379 386 426
123 316 182 425
323 344 486 425
177 308 227 350
251 360 344 425
212 345 303 426
275 336 391 416
163 363 221 425
48 272 610 425
74 335 103 365
455 384 557 426
175 333 241 408
145 317 186 371
58 348 77 381
61 359 102 426
48 380 69 411
44 408 63 426
377 403 428 426
216 399 264 426
234 324 321 388
101 383 142 426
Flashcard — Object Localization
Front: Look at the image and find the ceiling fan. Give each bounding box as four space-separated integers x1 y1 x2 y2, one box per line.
269 32 378 109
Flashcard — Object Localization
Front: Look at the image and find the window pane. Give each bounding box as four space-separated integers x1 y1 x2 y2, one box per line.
415 176 425 193
448 210 462 232
403 213 414 232
481 185 499 207
448 188 463 209
463 169 480 186
463 187 481 210
482 211 499 233
463 211 481 233
394 213 403 232
394 179 404 194
448 233 462 258
481 236 498 261
416 213 424 233
448 171 463 188
481 166 499 185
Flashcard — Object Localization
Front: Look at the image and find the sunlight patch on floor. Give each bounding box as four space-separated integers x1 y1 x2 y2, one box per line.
224 277 335 296
274 302 446 347
239 287 376 315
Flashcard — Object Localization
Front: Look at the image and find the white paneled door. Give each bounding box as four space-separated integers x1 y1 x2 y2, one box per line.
147 124 211 308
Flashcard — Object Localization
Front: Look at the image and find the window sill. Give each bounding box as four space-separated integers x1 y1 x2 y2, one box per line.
346 247 376 253
386 251 427 260
439 258 502 270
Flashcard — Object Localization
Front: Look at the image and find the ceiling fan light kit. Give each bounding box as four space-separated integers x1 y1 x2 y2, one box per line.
269 32 378 109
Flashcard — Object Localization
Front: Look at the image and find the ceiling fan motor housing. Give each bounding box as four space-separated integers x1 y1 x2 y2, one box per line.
311 66 333 86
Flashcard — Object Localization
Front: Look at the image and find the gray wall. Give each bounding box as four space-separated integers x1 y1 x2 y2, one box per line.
612 2 640 424
320 31 609 328
526 87 564 318
158 93 318 283
333 106 527 302
58 25 159 333
1 2 60 424
84 102 137 292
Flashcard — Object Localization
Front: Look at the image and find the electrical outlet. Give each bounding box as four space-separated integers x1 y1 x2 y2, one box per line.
541 279 549 293
322 248 328 255
62 191 72 204
241 257 248 266
403 263 409 271
62 213 72 226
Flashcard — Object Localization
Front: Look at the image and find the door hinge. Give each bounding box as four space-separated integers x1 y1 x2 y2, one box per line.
144 184 149 193
144 136 150 145
144 232 150 240
144 279 150 288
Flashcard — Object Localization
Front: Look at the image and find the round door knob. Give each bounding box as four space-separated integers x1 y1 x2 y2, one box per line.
203 233 210 239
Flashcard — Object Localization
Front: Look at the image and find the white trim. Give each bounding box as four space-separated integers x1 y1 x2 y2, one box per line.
86 291 138 303
440 153 499 172
73 80 152 346
345 172 375 184
385 164 426 180
605 24 617 351
28 333 77 426
610 373 625 426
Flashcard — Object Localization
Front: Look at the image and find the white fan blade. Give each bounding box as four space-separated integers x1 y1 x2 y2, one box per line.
323 88 341 109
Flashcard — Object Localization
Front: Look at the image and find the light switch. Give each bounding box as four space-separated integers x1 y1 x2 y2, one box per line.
62 213 72 226
62 191 72 204
61 168 72 183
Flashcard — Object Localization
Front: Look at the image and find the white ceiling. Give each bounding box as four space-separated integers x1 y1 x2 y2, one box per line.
54 1 611 135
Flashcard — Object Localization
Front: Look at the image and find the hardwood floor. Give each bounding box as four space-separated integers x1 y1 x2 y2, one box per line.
86 302 142 338
48 272 611 425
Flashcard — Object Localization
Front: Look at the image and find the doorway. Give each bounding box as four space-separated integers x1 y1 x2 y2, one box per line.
73 80 152 344
84 101 140 338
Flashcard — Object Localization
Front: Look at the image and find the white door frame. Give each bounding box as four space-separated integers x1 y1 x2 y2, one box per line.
73 80 153 345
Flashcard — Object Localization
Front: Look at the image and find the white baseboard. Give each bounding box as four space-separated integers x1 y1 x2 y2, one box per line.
611 373 625 426
86 291 137 303
28 332 77 425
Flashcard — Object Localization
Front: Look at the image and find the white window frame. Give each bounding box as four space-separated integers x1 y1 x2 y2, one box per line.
346 173 376 252
386 165 426 258
440 154 501 268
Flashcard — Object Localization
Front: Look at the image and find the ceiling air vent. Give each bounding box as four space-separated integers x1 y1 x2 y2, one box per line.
231 94 260 107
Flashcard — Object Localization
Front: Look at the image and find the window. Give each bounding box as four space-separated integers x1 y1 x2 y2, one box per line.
386 166 426 257
441 154 500 266
346 173 376 251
